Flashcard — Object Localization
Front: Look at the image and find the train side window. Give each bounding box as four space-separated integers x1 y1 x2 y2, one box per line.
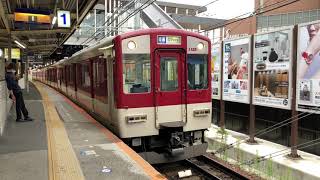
93 59 107 102
69 65 74 86
187 54 208 90
160 57 178 91
122 54 150 94
80 63 91 90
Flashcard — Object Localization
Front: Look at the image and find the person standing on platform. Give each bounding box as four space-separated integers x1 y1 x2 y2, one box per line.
5 63 33 122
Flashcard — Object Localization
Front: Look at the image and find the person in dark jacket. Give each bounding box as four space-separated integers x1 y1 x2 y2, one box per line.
5 63 33 122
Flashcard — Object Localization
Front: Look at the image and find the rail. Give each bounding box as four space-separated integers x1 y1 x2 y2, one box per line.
155 153 251 179
185 154 250 180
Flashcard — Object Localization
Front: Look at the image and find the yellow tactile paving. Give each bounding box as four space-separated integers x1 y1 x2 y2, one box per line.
36 82 85 180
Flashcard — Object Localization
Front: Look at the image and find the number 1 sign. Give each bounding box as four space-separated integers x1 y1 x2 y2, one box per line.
57 10 71 28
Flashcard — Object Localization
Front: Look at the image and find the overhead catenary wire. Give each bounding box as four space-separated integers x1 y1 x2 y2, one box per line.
85 0 156 45
200 0 301 33
193 0 293 43
240 136 320 166
159 0 221 27
212 105 317 155
83 0 220 45
106 0 156 36
80 0 141 45
155 0 290 35
83 0 155 45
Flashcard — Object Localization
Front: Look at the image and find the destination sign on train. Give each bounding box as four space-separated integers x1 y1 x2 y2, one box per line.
157 35 181 45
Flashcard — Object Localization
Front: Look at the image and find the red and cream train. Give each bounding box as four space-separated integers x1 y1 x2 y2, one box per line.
33 28 212 164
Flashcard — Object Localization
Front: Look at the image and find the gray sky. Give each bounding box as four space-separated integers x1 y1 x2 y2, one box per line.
159 0 254 19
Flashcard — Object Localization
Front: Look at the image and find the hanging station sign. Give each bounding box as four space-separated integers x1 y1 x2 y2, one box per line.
296 20 320 113
253 28 293 109
211 43 221 99
222 37 251 104
57 10 71 28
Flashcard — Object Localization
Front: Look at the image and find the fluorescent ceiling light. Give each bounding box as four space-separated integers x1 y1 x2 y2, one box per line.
52 16 57 25
14 40 26 49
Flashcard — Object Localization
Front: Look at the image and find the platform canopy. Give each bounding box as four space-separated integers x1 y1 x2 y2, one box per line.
0 0 102 57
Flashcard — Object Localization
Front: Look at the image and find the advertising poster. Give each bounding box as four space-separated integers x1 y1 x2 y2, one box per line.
297 20 320 113
212 43 221 99
222 37 250 104
253 28 292 109
4 48 20 60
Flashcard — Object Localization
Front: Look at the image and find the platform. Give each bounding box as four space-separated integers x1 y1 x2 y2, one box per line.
205 125 320 180
0 82 164 180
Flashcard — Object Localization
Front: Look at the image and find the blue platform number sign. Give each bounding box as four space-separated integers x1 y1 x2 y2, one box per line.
57 10 71 28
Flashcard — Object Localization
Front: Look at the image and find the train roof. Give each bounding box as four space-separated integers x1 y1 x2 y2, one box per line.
50 28 210 67
117 28 211 41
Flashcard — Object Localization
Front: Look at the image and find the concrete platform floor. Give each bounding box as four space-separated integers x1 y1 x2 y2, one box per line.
205 125 320 180
0 82 164 180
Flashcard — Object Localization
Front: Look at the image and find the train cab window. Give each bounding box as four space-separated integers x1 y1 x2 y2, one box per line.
160 57 178 91
187 54 208 90
122 54 150 94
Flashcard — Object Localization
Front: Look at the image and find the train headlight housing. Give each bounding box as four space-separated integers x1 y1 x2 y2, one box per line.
197 42 204 50
127 41 136 50
132 138 142 146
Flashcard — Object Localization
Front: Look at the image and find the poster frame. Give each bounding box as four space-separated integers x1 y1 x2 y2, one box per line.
211 42 221 100
252 26 294 110
296 20 320 113
222 35 252 104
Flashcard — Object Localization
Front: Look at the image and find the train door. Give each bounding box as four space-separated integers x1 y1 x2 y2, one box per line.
154 50 186 127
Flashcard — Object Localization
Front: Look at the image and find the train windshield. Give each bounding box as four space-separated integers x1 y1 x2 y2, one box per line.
122 54 151 94
187 54 208 90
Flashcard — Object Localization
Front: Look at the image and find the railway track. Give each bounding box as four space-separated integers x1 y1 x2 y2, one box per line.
155 154 250 180
185 154 249 180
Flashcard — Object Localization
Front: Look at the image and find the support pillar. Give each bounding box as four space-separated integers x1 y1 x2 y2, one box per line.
94 8 97 34
105 0 109 36
115 0 119 35
8 34 12 63
26 52 29 93
248 35 256 144
219 39 225 129
0 48 4 79
111 0 114 36
134 1 141 30
289 25 300 158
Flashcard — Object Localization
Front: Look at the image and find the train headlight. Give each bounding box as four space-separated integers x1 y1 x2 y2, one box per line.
197 42 204 50
127 41 136 50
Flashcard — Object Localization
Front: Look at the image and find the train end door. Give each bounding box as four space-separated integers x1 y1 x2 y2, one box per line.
154 50 186 128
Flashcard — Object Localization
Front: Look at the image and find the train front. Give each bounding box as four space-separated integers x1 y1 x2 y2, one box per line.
113 29 212 164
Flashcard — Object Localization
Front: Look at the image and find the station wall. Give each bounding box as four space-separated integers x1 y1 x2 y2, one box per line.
0 60 12 135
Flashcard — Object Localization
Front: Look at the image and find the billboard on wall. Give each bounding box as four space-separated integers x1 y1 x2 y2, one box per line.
297 20 320 113
253 28 293 109
222 37 251 104
212 43 221 99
